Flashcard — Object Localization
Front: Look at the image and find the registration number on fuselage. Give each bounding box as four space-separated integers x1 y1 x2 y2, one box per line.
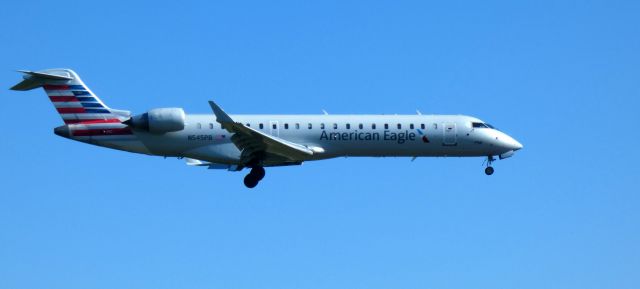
187 134 214 141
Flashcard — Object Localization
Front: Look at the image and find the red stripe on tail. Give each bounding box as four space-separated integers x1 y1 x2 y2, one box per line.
57 107 86 113
50 96 79 102
44 84 70 90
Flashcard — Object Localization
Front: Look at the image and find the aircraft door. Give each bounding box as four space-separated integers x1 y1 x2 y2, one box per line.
443 122 457 146
269 121 279 137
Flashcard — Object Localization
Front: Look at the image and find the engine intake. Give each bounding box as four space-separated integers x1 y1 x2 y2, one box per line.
125 108 186 134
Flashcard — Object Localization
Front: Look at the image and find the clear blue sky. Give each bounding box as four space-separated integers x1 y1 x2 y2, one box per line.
1 1 639 288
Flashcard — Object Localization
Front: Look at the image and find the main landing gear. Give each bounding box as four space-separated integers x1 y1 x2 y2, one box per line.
243 166 266 188
484 156 495 176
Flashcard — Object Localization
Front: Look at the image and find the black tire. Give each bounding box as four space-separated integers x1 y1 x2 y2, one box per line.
244 174 259 188
251 166 266 180
485 166 494 176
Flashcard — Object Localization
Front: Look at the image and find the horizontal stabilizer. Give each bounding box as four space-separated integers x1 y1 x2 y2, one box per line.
10 70 73 91
18 70 74 80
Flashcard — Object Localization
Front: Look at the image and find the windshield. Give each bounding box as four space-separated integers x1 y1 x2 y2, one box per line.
472 122 495 129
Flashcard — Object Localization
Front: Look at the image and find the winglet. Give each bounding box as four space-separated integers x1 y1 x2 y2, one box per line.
208 101 234 124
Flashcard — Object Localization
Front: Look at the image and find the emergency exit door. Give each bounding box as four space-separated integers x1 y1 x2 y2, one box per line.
443 123 457 146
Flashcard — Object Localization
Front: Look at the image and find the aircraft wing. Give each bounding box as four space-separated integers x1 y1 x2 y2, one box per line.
208 101 316 165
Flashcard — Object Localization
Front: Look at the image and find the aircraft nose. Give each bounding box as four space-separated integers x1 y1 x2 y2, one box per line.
505 135 523 151
494 131 523 151
512 139 523 151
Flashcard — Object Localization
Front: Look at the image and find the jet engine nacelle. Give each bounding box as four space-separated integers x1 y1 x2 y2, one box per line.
126 108 186 134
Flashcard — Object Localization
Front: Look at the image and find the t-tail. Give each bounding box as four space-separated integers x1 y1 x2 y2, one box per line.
10 69 141 143
10 69 130 124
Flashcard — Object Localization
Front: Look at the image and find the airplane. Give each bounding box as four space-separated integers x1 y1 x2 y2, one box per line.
11 69 523 188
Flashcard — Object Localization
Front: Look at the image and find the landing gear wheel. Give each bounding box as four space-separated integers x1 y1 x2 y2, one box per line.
243 173 259 188
485 166 494 176
244 167 266 188
251 166 266 180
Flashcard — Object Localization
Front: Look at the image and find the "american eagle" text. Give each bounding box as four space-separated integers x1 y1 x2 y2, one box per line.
319 130 417 144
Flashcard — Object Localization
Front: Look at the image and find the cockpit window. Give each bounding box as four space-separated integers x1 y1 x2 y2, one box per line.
472 122 493 129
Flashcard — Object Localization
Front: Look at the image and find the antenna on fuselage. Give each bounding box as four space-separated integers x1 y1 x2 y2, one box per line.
322 109 329 115
416 109 422 115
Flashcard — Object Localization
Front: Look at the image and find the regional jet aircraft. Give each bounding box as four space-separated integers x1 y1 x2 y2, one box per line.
11 69 523 188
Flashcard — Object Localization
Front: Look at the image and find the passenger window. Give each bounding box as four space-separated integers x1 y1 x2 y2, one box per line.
246 123 250 127
384 124 389 129
284 123 289 129
308 123 312 129
346 123 351 129
197 123 202 129
333 123 338 129
259 123 264 129
359 124 363 129
321 123 325 129
272 123 277 129
209 123 214 129
410 124 414 129
433 123 437 129
397 124 402 129
372 123 376 129
295 123 300 129
421 124 425 129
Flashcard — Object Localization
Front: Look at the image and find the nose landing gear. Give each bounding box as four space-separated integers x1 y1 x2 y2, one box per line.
485 166 494 175
243 166 266 188
484 156 495 176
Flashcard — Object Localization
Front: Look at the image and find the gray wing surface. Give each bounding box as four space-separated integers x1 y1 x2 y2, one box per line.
208 101 314 166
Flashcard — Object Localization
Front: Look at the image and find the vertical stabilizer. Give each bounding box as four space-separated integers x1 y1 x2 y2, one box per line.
10 69 130 124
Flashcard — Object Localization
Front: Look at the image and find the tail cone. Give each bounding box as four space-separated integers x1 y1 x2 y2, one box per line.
54 125 71 138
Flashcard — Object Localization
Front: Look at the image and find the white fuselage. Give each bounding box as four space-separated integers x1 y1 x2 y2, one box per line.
64 113 523 165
